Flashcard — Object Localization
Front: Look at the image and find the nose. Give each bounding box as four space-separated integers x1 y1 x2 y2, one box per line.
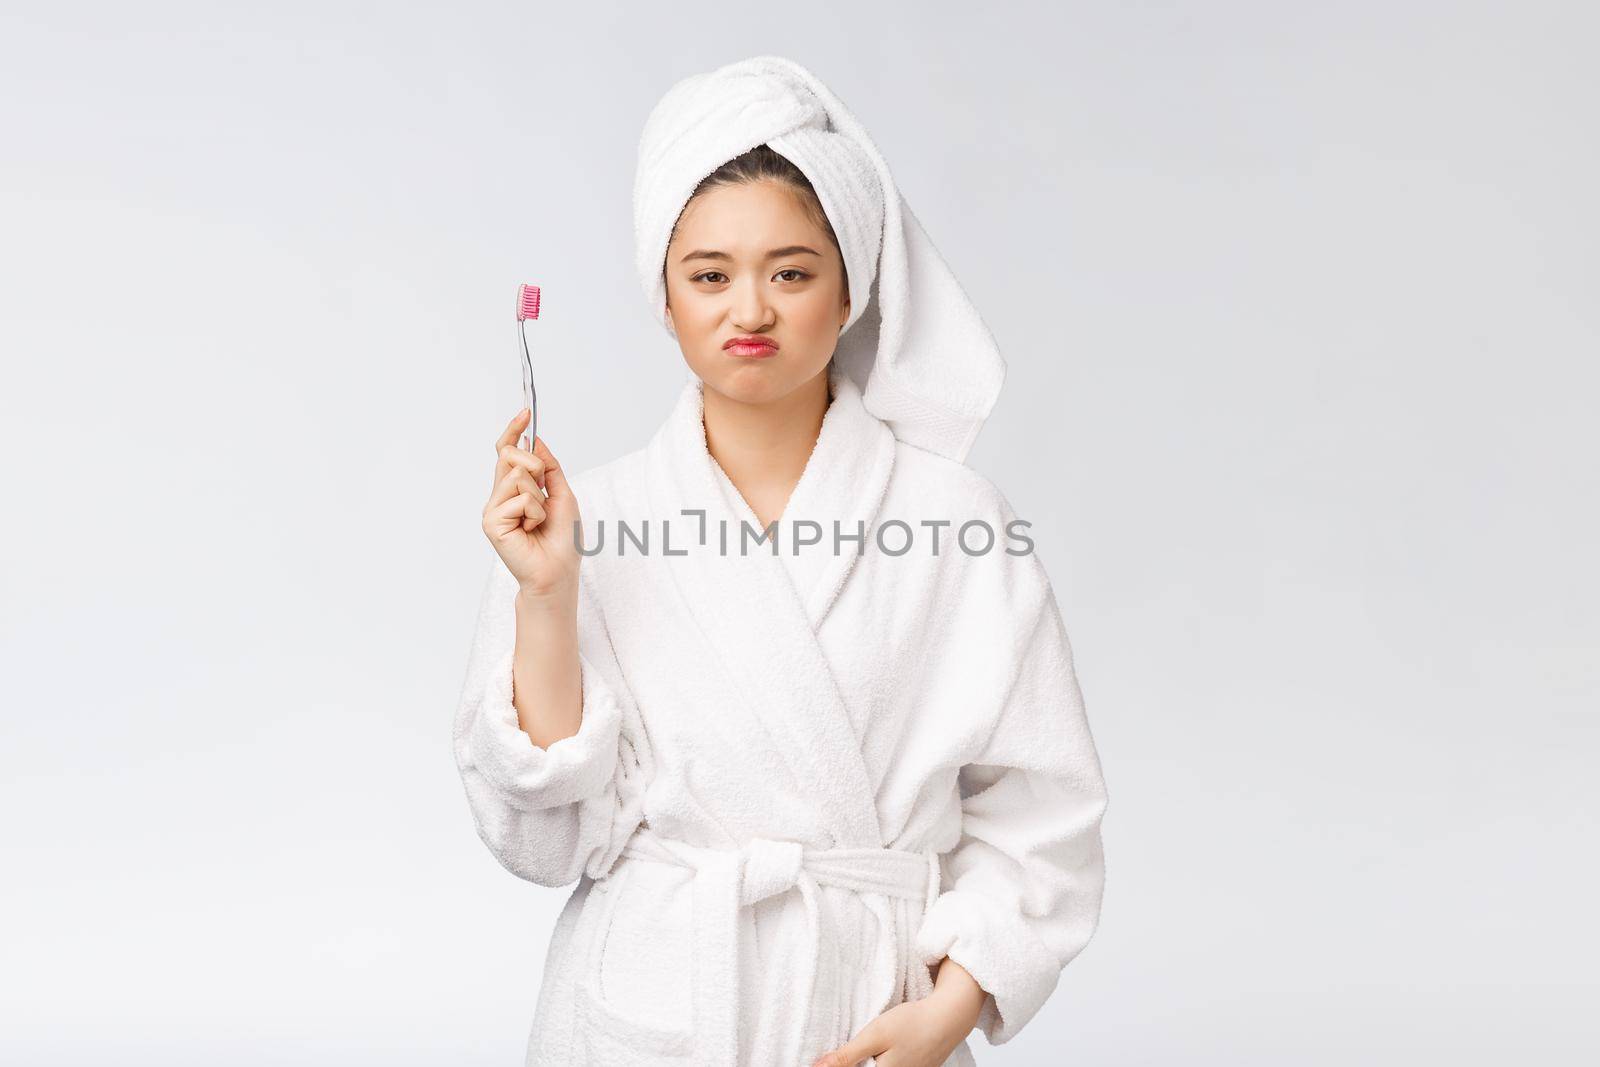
730 275 774 333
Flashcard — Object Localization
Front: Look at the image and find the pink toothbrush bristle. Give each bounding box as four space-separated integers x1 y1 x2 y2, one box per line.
517 284 541 321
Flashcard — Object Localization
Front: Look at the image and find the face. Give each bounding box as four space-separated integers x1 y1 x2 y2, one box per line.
664 180 850 406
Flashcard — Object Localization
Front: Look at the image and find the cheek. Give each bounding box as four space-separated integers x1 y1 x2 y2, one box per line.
790 291 842 335
668 291 719 334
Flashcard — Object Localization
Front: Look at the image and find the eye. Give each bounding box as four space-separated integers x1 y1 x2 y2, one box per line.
774 268 812 283
691 271 728 284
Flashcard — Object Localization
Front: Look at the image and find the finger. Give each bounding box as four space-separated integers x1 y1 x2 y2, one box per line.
496 408 530 453
813 1030 887 1067
486 466 524 511
511 469 544 518
494 408 532 486
531 435 568 499
488 489 544 531
484 491 534 534
498 442 548 484
486 463 543 512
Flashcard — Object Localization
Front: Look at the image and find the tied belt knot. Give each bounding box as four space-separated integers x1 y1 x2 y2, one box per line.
739 835 805 906
612 825 943 1067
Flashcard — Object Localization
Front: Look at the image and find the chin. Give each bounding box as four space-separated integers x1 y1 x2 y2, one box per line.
699 357 815 405
707 371 783 405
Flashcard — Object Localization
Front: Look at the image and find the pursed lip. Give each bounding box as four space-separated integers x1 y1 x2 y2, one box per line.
723 334 778 351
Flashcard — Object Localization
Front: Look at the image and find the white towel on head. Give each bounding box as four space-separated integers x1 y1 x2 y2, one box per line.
632 54 1006 465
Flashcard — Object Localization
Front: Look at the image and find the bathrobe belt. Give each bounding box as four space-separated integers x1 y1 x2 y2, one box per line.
614 824 943 1067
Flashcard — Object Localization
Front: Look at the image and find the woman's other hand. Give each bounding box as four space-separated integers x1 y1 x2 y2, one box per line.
482 408 582 602
811 959 985 1067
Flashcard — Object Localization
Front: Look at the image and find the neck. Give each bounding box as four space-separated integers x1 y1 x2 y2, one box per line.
702 368 833 528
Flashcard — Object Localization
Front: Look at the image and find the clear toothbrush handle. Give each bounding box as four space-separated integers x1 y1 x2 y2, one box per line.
519 319 537 448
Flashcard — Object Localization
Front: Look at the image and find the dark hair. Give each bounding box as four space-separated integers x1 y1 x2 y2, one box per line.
670 144 848 292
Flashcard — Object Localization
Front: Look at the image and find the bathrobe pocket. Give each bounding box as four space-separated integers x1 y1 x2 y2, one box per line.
574 859 695 1064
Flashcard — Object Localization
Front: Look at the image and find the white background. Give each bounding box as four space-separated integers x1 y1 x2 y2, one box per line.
2 1 1595 1063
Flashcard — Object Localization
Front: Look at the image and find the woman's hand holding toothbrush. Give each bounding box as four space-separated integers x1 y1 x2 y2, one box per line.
483 410 583 604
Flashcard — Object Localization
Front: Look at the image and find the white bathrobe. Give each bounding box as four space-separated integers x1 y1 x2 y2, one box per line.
453 365 1109 1066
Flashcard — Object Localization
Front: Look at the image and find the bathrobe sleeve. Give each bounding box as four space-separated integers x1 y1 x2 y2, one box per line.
912 486 1111 1046
452 554 649 888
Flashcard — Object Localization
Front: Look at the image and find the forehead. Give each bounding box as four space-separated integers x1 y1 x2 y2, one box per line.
670 181 826 250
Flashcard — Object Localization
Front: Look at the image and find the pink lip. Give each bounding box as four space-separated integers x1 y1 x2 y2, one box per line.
726 342 778 357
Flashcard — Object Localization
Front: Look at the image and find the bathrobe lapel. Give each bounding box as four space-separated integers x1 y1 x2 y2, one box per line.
644 366 897 850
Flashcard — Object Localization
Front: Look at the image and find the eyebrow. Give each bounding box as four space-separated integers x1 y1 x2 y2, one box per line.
679 245 823 264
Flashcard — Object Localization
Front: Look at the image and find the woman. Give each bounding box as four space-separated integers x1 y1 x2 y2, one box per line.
453 56 1109 1067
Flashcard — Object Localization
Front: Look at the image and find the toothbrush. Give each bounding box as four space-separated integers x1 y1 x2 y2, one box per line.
516 283 541 449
